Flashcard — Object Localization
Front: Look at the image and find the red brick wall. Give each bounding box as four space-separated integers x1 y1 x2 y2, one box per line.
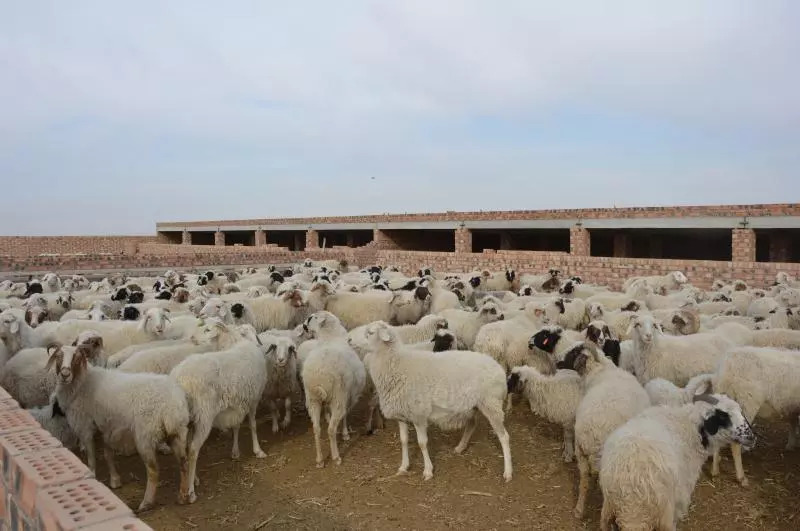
732 229 756 263
0 236 158 257
157 203 800 229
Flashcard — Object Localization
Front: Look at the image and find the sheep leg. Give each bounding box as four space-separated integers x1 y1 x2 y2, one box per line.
186 419 213 503
327 404 346 465
786 415 800 450
137 453 159 513
413 422 434 480
574 447 590 519
731 442 748 487
563 426 575 463
454 415 477 454
281 397 292 430
365 391 380 435
231 425 241 460
479 403 513 482
341 414 350 441
711 448 721 477
396 421 410 475
249 405 266 458
308 400 325 468
103 446 122 489
599 498 613 531
504 392 514 413
84 436 97 475
170 430 192 505
269 400 280 434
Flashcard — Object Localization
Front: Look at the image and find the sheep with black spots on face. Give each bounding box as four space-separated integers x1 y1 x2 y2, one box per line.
361 320 513 482
598 392 755 530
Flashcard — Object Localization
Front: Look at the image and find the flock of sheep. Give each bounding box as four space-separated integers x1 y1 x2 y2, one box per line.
1 262 799 529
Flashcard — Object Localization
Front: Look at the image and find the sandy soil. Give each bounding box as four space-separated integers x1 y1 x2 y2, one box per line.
98 397 800 530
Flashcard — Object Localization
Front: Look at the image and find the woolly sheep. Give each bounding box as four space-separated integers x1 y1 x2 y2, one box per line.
300 316 366 467
439 300 505 349
170 321 269 503
0 309 60 356
228 290 308 332
507 365 581 462
644 373 714 407
28 399 80 451
473 301 551 375
361 320 512 482
599 393 755 530
560 343 651 519
47 341 191 511
258 334 300 433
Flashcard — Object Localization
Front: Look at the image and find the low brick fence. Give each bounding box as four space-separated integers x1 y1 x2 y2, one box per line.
0 386 152 530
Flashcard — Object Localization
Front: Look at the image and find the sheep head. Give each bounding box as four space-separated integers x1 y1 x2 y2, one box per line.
24 307 48 328
141 307 170 336
431 329 456 352
264 336 296 367
478 301 504 323
694 393 756 451
365 320 397 348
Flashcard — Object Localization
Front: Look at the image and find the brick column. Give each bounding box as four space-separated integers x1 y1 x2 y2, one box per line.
373 229 399 250
769 233 790 262
254 229 267 247
306 229 319 249
570 225 590 256
214 230 225 246
455 226 472 254
181 229 192 245
732 228 756 262
613 233 632 258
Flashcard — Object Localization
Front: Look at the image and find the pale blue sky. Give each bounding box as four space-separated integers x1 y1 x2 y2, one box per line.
1 1 798 235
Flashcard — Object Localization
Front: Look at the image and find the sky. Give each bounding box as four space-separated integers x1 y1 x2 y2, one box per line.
1 1 799 235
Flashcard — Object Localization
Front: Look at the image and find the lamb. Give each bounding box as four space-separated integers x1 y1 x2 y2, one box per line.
628 314 734 386
439 300 505 349
598 393 755 530
47 341 191 512
170 321 269 503
300 316 366 467
0 331 104 408
227 289 308 332
559 343 651 519
644 373 714 407
708 345 800 486
258 334 300 433
506 365 581 462
361 320 512 482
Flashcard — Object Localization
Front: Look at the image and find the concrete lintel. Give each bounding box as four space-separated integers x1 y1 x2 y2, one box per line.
746 216 800 229
376 221 461 230
464 219 579 230
581 216 742 229
313 223 376 231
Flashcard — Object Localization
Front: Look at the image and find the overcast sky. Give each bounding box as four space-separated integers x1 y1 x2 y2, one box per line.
1 1 798 235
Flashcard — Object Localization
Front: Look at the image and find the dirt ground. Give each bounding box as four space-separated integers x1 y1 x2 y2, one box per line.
99 396 800 531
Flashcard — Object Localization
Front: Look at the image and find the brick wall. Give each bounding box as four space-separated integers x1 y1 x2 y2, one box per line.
0 236 157 258
732 229 756 263
0 387 153 529
156 202 800 229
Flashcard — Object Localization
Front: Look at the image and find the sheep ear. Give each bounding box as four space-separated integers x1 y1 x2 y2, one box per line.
377 326 392 343
9 319 19 334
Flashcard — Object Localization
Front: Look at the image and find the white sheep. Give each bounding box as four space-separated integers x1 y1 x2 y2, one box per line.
628 313 734 386
623 271 688 293
644 373 714 407
258 334 300 433
300 316 366 467
47 341 191 512
708 345 800 486
439 300 505 350
228 290 309 332
473 301 551 375
561 343 651 519
361 320 513 482
599 393 755 530
28 399 80 451
170 321 269 503
0 309 60 356
507 365 581 462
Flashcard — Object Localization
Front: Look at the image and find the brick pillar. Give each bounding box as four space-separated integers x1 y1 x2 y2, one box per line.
181 229 192 245
306 229 319 249
373 229 400 249
214 230 225 246
732 228 756 262
254 229 267 247
769 233 790 262
613 233 632 258
570 225 590 256
455 226 472 253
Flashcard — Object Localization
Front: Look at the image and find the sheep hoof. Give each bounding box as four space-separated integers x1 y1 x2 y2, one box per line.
136 502 154 514
281 420 291 430
272 424 280 434
254 450 267 459
395 468 408 476
109 477 122 489
563 454 574 463
333 457 342 466
503 472 512 483
231 452 240 461
453 444 467 455
422 470 433 481
738 476 749 487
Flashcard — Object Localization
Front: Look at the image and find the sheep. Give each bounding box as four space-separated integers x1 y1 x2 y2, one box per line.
258 334 300 433
391 286 433 325
559 343 651 519
623 271 688 293
587 302 641 341
598 393 756 531
361 320 512 482
28 399 80 451
520 269 562 293
0 309 60 356
300 316 366 467
407 328 459 352
439 300 505 349
628 313 734 386
311 280 405 330
586 292 642 312
644 373 714 407
228 290 309 332
170 321 269 503
0 331 104 408
553 297 590 330
506 365 581 462
652 306 701 336
47 342 191 512
707 345 800 486
473 301 551 376
59 300 113 322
